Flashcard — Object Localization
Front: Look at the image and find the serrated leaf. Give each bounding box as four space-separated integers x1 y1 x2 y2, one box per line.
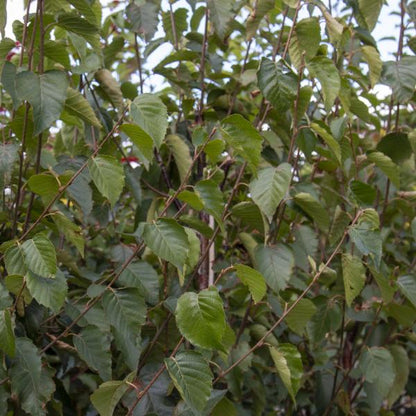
358 0 383 31
88 155 125 207
376 132 412 164
310 122 341 164
0 310 15 357
360 347 395 398
1 62 20 109
162 8 188 44
74 325 112 381
126 1 159 42
139 219 189 271
269 344 303 404
131 94 168 149
91 373 134 416
249 163 292 222
294 192 330 232
349 223 382 266
307 57 341 111
25 269 68 313
177 190 204 210
368 265 395 303
166 134 192 183
350 180 376 205
120 123 153 169
342 254 366 306
10 338 54 416
367 151 400 187
207 0 233 38
175 287 226 350
95 69 123 111
221 114 263 173
52 212 85 257
381 57 416 104
22 234 57 278
246 0 276 40
397 275 416 308
285 298 317 335
16 70 69 135
234 264 267 303
64 87 101 127
322 8 344 44
28 174 59 197
387 345 409 406
195 179 225 228
102 288 146 337
254 245 294 293
257 58 297 112
361 46 382 87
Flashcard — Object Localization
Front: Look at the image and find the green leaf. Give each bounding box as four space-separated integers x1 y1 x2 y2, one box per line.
307 57 341 111
342 254 366 306
139 219 189 271
16 70 69 135
119 261 159 305
67 0 99 26
64 87 101 127
376 132 412 164
52 212 85 257
234 264 267 303
177 190 204 211
350 180 377 205
294 192 330 232
120 123 154 169
397 275 416 308
322 8 344 44
25 269 68 313
1 62 20 109
91 374 134 416
361 46 382 87
289 18 321 68
28 174 59 200
22 234 57 278
257 58 297 112
367 151 400 188
382 57 416 104
10 338 55 416
358 0 383 31
307 298 342 343
95 69 123 111
102 288 146 336
269 344 303 404
207 0 232 38
130 94 168 149
0 282 12 310
349 223 382 266
0 142 19 177
0 310 15 357
387 345 409 407
285 298 317 335
175 287 226 350
4 244 27 276
221 114 263 173
126 1 159 42
249 163 292 222
0 0 6 38
368 265 395 303
360 347 395 398
74 325 112 381
231 201 266 233
254 245 294 293
162 8 188 44
165 351 213 414
195 179 225 228
246 0 276 40
166 134 193 183
310 122 341 164
88 155 125 207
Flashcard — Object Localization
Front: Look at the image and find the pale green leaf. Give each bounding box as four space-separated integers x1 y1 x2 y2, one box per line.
0 0 6 38
246 0 276 40
361 46 382 87
387 345 409 406
249 163 292 222
349 223 382 266
16 70 69 135
175 287 226 350
367 151 400 188
1 62 20 109
284 298 317 335
4 244 27 276
254 244 294 292
221 114 263 173
74 325 112 381
166 134 192 183
0 310 15 357
28 174 59 197
64 87 101 127
131 94 168 149
0 142 19 177
88 155 125 207
307 57 341 111
95 69 123 110
207 0 233 38
310 122 341 163
397 275 416 308
342 254 366 306
25 269 68 313
165 351 213 413
177 190 204 211
358 0 383 31
22 234 57 278
0 282 12 310
294 192 330 232
139 219 189 271
234 264 267 303
120 123 154 169
195 179 225 228
269 344 303 404
126 1 159 42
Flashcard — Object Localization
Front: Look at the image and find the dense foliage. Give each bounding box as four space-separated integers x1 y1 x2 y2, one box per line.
0 0 416 414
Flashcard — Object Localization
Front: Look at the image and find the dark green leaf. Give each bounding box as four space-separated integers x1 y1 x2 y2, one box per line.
207 0 232 38
64 87 101 127
342 254 366 306
195 179 225 227
166 134 193 183
285 298 317 335
294 192 330 232
0 310 15 357
126 1 159 42
376 132 412 164
120 123 154 169
367 151 400 187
